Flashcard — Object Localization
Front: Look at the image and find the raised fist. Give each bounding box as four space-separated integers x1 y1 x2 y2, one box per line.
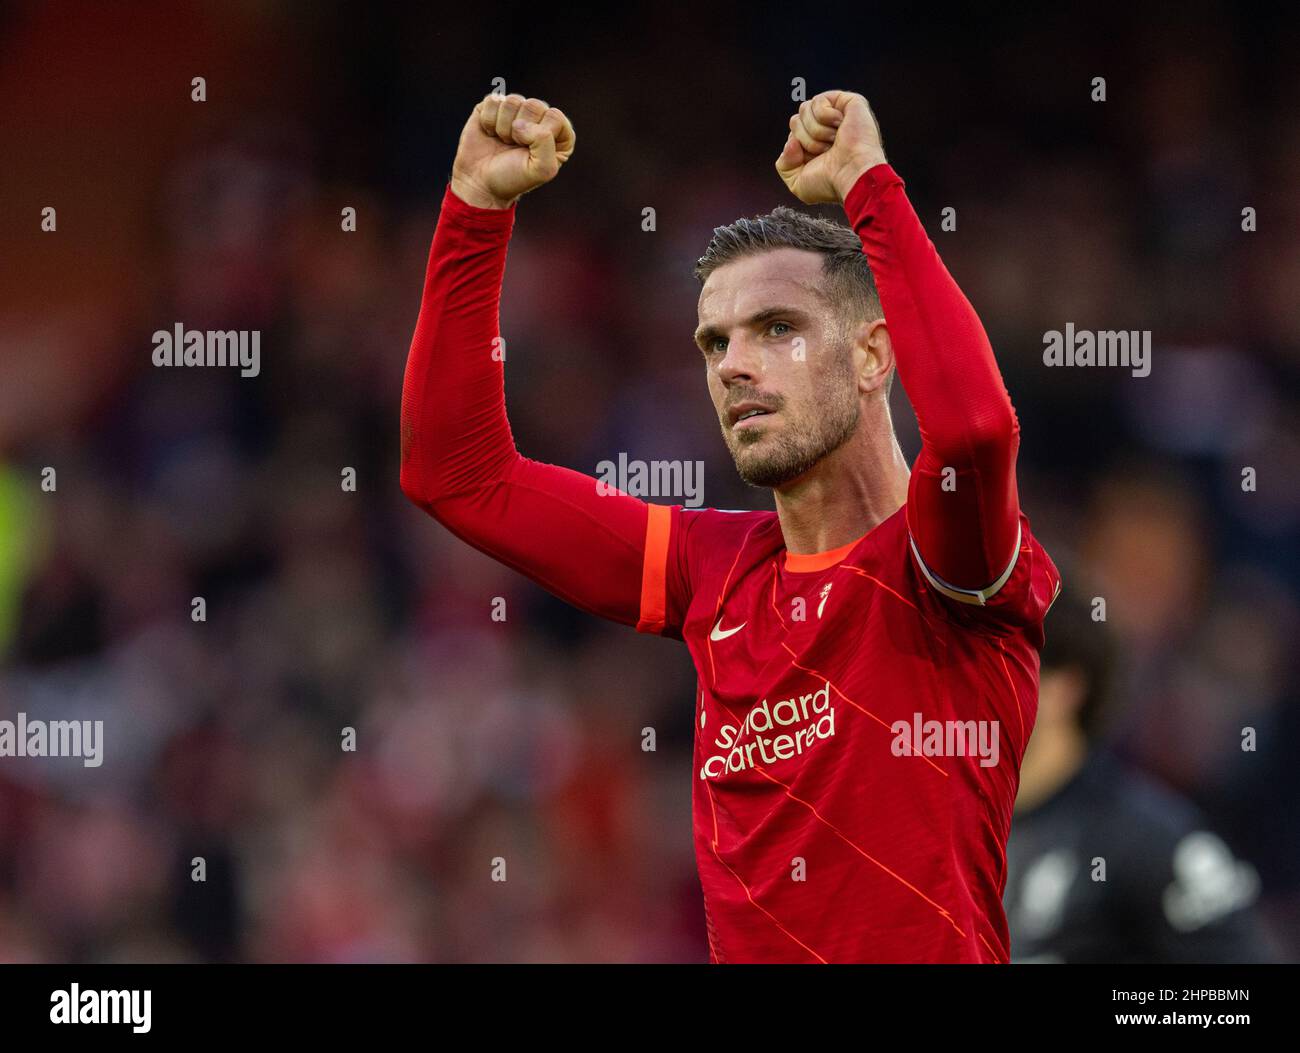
775 91 887 206
451 92 575 209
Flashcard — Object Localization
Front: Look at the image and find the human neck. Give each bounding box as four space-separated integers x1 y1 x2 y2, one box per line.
772 412 911 555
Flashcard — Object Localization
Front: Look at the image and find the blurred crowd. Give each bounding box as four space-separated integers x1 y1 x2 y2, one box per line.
0 2 1296 961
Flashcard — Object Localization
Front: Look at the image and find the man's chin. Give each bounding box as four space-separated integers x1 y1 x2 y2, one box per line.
728 417 860 490
732 446 814 490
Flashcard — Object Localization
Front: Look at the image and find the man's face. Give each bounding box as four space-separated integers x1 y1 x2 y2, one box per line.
695 248 860 489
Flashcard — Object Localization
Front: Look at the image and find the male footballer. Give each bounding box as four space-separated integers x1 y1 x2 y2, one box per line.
400 89 1061 963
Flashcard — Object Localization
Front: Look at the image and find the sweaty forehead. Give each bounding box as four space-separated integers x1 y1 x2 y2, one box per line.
697 248 828 322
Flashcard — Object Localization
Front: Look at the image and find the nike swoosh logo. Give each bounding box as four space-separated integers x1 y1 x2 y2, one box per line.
710 616 746 641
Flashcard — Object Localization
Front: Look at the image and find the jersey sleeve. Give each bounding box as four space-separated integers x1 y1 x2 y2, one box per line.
912 512 1062 643
844 164 1045 629
400 182 668 630
639 505 771 641
639 503 708 641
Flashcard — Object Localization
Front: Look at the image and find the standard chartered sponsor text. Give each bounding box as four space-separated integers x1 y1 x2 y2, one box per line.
700 680 835 779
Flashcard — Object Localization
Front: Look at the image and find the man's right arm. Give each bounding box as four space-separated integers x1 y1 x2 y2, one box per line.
399 178 677 633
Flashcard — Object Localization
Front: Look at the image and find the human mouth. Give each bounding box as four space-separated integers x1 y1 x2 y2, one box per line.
728 402 778 430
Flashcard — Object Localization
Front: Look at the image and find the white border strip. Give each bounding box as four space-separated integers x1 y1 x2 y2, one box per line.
909 520 1022 606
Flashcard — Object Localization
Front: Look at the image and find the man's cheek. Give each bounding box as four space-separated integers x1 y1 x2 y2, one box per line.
708 378 727 417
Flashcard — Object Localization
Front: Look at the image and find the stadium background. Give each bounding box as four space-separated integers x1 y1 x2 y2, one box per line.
0 1 1296 962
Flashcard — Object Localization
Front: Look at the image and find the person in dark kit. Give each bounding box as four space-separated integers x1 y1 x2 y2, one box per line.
1004 582 1280 963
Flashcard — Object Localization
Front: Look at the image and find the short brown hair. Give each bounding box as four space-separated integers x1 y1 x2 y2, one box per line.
694 205 884 336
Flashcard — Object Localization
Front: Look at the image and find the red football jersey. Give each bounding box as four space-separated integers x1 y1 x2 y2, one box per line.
638 502 1060 963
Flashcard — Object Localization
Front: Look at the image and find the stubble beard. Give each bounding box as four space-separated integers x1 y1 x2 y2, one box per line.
724 359 861 489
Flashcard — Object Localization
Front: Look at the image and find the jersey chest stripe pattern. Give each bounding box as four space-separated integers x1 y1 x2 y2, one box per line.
767 562 789 630
840 564 952 642
700 767 825 962
769 556 954 773
776 643 950 777
701 541 979 956
993 636 1027 746
978 931 1006 963
748 762 969 941
705 520 767 692
701 784 831 963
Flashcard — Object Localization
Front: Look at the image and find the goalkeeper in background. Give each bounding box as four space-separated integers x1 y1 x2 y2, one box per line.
1006 584 1279 963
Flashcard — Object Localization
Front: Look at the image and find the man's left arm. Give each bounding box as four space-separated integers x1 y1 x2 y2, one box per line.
778 91 1056 625
844 161 1030 608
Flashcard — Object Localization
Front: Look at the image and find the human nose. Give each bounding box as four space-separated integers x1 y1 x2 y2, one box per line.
716 332 765 385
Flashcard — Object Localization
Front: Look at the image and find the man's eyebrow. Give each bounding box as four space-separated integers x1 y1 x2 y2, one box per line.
694 306 809 349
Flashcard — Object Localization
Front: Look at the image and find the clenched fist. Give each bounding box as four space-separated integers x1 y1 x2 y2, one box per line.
775 91 887 206
450 92 575 210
